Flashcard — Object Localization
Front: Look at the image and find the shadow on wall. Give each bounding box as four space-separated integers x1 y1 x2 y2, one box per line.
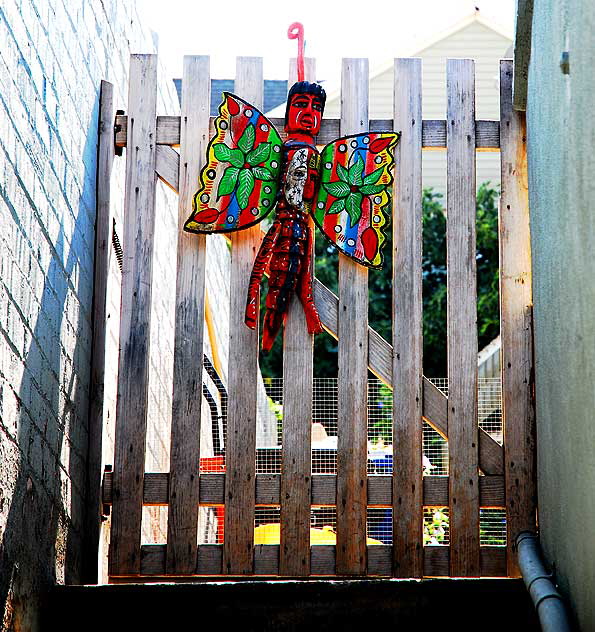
0 93 100 630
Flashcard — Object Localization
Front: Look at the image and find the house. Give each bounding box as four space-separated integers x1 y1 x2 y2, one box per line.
173 78 289 116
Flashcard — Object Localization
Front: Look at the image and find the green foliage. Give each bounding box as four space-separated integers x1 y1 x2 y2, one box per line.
259 183 500 379
422 183 500 376
423 509 449 545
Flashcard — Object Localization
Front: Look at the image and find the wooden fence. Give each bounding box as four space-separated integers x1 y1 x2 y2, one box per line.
95 54 535 580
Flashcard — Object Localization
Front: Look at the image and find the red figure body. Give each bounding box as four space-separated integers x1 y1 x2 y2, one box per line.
245 85 326 351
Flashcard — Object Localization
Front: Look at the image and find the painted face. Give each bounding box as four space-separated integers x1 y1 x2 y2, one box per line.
285 93 323 135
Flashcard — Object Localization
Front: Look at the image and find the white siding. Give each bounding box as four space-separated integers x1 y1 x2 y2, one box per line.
324 20 511 194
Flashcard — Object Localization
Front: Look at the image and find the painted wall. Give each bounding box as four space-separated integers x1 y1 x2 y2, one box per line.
526 0 595 628
0 0 180 628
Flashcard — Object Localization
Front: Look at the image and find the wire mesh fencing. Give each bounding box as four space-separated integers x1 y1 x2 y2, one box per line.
192 376 506 547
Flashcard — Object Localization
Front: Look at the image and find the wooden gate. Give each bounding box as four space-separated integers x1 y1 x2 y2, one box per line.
95 54 535 580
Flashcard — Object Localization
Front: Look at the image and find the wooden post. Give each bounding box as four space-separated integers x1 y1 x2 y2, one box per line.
499 59 536 577
446 58 480 577
166 56 210 574
223 57 263 575
84 80 115 583
336 58 369 576
392 58 424 578
280 57 316 577
109 55 158 576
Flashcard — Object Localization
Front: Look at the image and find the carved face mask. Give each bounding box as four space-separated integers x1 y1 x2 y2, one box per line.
285 93 323 135
284 148 309 208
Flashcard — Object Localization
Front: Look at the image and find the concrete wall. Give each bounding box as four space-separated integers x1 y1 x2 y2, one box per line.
526 0 595 628
0 1 180 629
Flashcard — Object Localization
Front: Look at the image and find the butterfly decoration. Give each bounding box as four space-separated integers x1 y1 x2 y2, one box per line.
184 27 400 351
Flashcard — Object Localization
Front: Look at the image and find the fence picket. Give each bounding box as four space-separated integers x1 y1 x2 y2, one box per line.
392 58 424 578
336 58 369 576
280 57 317 577
499 59 536 577
85 80 115 582
223 57 264 575
446 58 480 577
109 55 158 576
166 56 210 574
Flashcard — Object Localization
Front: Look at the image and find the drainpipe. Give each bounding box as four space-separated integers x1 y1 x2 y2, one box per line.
516 532 573 631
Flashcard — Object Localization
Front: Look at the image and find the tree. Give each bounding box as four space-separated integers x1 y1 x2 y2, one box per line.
259 182 500 378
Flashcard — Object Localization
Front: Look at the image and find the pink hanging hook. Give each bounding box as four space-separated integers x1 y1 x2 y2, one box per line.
287 22 305 82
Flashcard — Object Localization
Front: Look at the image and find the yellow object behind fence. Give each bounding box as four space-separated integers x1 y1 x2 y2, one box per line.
254 523 383 546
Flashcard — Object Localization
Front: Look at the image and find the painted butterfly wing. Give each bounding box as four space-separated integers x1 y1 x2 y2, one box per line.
311 132 400 268
184 93 283 234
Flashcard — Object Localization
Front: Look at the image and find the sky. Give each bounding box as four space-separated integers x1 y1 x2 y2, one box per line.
138 0 515 84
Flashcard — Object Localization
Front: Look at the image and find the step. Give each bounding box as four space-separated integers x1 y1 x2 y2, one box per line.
42 578 539 631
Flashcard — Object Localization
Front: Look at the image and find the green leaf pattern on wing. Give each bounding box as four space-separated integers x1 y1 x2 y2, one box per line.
238 124 256 153
323 181 351 198
345 192 363 227
327 198 346 214
336 163 349 183
252 166 274 181
348 156 365 186
217 166 240 197
246 142 271 166
236 169 255 209
363 167 384 185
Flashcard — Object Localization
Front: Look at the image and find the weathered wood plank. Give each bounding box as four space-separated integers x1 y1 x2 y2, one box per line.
499 59 536 577
479 424 504 475
310 546 336 575
512 1 534 111
446 58 480 577
336 58 369 576
85 80 115 583
254 545 280 575
279 57 316 577
104 472 504 507
109 54 159 576
392 57 424 578
166 56 210 574
155 144 179 192
367 546 392 576
424 546 450 577
116 115 500 150
223 57 263 575
135 544 506 577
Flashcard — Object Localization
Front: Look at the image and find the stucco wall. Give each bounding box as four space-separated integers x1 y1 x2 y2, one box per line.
0 1 179 629
527 0 595 628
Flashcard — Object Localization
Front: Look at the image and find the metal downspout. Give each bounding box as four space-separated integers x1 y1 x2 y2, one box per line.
516 532 573 631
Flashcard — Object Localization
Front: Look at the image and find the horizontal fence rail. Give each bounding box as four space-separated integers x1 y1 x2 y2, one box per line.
114 116 501 150
102 54 535 580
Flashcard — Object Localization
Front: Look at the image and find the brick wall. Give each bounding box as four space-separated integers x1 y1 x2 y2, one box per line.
0 1 180 629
